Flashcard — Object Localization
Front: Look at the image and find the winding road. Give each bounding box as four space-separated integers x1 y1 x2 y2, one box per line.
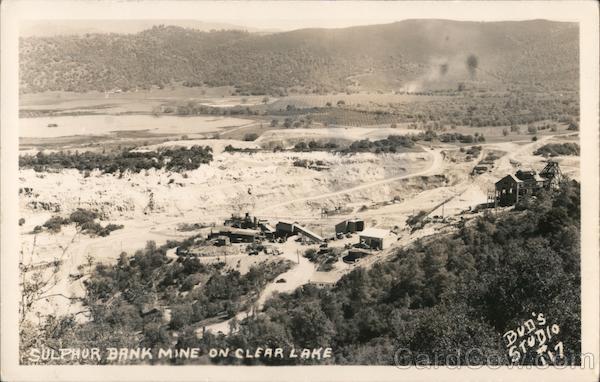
257 147 443 214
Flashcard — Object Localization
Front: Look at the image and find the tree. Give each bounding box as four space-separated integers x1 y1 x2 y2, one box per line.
170 305 194 330
289 303 335 348
243 133 259 141
466 54 479 78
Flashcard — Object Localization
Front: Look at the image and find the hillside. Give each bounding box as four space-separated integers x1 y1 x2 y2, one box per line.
19 19 578 94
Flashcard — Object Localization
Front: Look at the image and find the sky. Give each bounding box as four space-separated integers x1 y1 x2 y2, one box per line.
17 1 578 37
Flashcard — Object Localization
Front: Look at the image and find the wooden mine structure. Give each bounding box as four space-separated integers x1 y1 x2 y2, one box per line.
494 161 562 207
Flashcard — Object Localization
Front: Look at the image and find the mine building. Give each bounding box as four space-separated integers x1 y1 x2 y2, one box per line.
343 249 371 263
225 212 259 229
539 161 563 188
358 228 394 250
494 174 524 206
494 161 562 206
275 220 295 234
308 271 336 288
258 221 277 239
275 220 324 243
335 218 365 234
208 227 261 243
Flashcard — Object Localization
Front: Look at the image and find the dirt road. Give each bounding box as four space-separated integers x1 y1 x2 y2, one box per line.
197 240 318 336
258 147 443 214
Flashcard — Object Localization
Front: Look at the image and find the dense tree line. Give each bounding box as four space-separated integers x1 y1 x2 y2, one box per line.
290 132 481 155
20 21 577 94
19 146 213 173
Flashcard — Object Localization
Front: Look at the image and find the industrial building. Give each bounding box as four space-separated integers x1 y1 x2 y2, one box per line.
494 161 562 206
208 227 261 243
275 220 295 234
335 218 365 234
358 228 394 250
275 220 324 243
224 212 278 239
225 212 259 229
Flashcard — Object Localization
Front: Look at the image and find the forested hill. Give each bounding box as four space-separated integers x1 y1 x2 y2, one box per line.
20 19 578 94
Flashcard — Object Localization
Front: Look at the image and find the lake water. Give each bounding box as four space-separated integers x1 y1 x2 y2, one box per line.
20 115 254 138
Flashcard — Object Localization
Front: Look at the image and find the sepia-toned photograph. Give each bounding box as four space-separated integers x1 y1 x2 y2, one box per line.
1 1 599 381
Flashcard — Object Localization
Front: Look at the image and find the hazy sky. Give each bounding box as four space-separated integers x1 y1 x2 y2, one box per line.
18 1 578 37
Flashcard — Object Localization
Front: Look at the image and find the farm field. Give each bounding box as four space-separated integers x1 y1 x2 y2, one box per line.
19 87 266 116
266 92 452 110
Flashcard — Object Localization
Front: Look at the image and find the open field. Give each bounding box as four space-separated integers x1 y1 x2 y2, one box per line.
20 115 255 138
266 93 451 111
19 86 241 114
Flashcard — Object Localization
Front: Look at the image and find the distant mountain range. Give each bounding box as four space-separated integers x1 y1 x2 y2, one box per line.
19 19 578 94
20 19 278 37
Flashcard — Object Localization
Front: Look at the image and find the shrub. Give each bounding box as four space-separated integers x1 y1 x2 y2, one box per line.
243 133 259 141
69 208 98 226
19 146 213 174
303 248 318 261
43 216 69 233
